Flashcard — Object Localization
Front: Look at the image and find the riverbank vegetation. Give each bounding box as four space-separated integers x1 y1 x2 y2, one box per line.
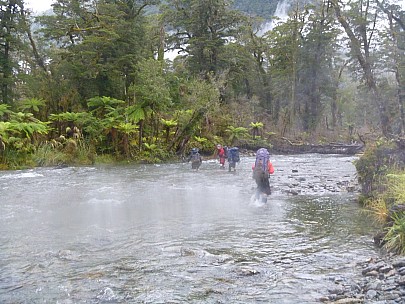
1 0 404 170
355 139 405 254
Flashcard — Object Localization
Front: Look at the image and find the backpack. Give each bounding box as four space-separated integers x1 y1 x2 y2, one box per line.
190 148 201 163
223 146 228 158
228 147 240 163
253 148 270 180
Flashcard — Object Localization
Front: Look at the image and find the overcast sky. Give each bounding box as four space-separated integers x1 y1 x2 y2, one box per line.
25 0 53 13
25 0 405 13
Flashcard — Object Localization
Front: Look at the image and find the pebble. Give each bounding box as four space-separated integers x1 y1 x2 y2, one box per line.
323 257 405 303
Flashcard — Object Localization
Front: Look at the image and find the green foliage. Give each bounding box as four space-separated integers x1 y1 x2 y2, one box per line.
355 141 400 197
1 0 405 169
250 121 264 139
363 168 405 254
162 0 246 76
33 138 95 167
384 213 405 255
364 197 389 225
386 174 405 203
0 119 49 143
126 105 147 123
161 118 178 129
132 59 172 111
0 0 27 105
17 98 45 113
117 122 138 135
186 135 212 153
138 142 173 163
0 104 11 118
87 96 125 117
48 112 90 123
33 142 70 167
143 143 157 150
250 122 264 128
225 126 249 145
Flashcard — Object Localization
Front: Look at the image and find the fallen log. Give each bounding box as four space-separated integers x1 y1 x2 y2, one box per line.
271 138 364 155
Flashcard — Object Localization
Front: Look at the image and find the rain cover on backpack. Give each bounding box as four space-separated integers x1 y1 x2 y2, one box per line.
190 149 200 163
253 148 270 179
228 147 240 163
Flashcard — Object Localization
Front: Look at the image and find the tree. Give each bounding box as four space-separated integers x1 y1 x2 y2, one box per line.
297 0 340 132
17 98 46 120
225 125 248 145
264 3 305 133
331 0 392 136
229 17 272 105
0 0 28 105
162 0 245 77
250 121 263 139
130 58 172 148
37 0 154 105
160 118 177 143
116 122 138 158
375 0 405 135
169 78 220 154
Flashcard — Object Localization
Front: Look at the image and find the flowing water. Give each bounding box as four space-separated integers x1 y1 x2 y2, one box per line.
0 154 380 303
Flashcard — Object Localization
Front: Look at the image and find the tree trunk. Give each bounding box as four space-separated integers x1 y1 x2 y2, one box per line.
331 0 392 137
377 1 405 135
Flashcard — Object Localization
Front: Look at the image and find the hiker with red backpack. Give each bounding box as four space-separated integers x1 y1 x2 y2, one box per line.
252 148 274 202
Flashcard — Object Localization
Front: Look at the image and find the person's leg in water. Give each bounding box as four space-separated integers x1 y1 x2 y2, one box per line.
255 187 261 200
192 160 200 171
255 187 267 202
257 177 271 203
255 178 264 201
220 156 225 169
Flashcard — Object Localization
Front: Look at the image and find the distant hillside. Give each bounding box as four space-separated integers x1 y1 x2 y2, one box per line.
232 0 279 19
232 0 314 20
33 1 309 22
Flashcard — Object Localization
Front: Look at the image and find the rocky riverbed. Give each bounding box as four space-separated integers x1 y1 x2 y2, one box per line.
321 256 405 303
237 150 405 303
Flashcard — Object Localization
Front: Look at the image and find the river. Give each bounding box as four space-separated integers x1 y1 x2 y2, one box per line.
0 154 380 303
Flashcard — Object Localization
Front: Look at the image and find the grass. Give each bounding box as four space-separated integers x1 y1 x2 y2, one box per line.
364 196 389 224
384 213 405 255
366 171 405 254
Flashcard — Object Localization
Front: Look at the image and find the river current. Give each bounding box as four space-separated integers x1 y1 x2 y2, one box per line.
0 154 380 303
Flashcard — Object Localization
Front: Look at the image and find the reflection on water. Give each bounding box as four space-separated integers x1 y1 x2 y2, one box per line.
0 154 379 303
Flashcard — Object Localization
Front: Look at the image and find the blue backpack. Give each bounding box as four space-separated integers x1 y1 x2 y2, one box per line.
228 147 240 163
190 148 201 163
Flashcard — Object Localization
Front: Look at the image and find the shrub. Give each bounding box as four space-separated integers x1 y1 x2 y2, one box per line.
384 213 405 255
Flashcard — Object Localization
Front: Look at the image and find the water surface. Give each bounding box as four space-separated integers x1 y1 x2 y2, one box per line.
0 154 379 303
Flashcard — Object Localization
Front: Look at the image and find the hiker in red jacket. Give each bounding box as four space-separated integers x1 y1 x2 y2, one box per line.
216 144 227 169
252 160 274 175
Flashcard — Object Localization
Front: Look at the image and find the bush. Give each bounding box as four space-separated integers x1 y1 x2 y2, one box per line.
384 212 405 255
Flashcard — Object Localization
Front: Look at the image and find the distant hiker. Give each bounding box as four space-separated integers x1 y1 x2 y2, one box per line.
187 148 202 171
216 144 227 169
227 147 240 172
252 148 274 202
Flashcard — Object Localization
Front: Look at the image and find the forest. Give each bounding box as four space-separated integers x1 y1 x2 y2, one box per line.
0 0 404 169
